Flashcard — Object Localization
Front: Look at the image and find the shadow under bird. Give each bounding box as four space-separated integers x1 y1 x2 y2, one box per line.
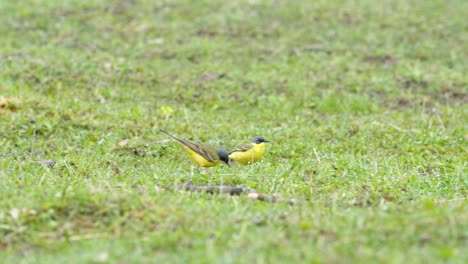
160 129 230 167
228 136 270 165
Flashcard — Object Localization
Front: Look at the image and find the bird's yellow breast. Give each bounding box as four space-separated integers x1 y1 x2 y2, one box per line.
229 143 265 165
182 145 219 167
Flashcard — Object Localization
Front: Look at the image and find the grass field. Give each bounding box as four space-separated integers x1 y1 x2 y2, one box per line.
1 0 467 263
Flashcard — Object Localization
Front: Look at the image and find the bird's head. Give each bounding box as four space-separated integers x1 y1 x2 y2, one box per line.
252 136 270 144
217 148 230 166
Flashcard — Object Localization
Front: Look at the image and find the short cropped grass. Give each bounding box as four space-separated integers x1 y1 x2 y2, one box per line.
1 0 467 263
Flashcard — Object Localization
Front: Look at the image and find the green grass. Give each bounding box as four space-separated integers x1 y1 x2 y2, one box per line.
1 0 467 263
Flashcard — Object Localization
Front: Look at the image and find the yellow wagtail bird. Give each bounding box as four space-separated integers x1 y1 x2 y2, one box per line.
228 136 270 165
160 129 230 167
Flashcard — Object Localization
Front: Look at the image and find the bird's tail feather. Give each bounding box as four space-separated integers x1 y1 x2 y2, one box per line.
159 129 183 143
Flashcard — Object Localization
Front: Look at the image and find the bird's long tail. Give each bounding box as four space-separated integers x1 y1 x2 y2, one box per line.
159 129 183 143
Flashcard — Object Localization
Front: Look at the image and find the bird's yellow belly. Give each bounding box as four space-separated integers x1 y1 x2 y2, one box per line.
229 143 265 165
182 146 219 167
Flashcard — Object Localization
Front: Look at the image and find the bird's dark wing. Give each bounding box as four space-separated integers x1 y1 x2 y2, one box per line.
180 139 218 162
229 143 253 154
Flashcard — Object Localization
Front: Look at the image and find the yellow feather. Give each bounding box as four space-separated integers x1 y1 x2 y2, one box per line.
182 145 220 167
228 143 266 165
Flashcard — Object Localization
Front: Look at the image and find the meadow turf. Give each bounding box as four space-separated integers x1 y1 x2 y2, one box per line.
1 0 467 263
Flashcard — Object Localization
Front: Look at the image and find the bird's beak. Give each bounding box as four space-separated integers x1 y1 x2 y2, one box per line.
265 140 271 143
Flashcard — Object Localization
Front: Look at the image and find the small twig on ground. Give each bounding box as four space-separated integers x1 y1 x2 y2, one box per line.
180 181 252 195
313 148 321 164
389 123 408 132
432 108 446 130
247 193 298 205
169 181 299 205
